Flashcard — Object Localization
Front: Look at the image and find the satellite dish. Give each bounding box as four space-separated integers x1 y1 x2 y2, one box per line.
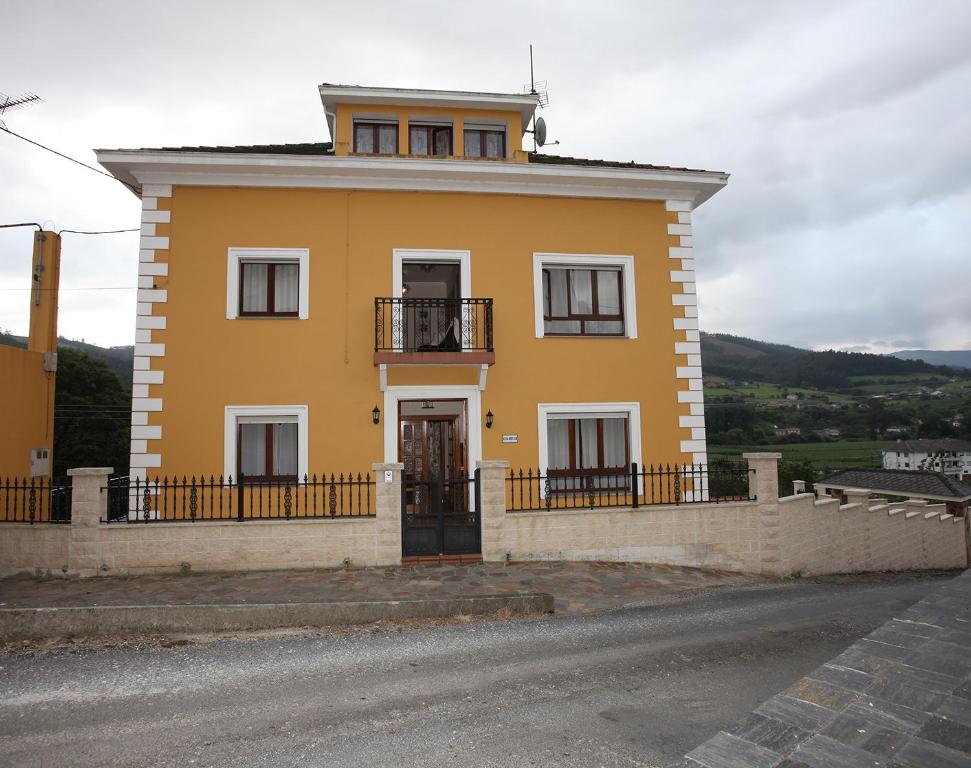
535 116 547 147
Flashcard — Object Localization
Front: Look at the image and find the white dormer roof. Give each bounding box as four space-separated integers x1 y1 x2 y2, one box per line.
318 83 541 139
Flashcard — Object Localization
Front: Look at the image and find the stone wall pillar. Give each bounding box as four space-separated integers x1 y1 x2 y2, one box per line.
843 488 871 508
792 480 806 495
744 452 783 576
477 460 509 563
67 467 112 577
372 462 403 566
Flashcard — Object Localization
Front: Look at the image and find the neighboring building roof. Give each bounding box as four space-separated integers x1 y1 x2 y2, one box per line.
820 468 971 501
882 439 971 454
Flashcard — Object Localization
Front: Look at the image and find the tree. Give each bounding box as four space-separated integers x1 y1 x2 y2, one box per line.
53 347 131 477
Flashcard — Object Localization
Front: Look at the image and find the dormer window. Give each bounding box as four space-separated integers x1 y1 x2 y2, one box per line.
464 125 506 159
409 123 452 156
353 120 398 154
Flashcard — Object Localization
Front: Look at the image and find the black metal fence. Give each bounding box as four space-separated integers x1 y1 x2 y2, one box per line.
0 477 71 524
506 462 755 512
374 297 494 353
103 473 374 523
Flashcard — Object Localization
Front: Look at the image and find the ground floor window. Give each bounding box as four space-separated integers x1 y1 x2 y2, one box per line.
238 421 298 480
546 412 630 490
224 406 308 481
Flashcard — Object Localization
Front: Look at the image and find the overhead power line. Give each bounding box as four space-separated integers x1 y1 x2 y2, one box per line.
59 228 139 235
0 125 139 195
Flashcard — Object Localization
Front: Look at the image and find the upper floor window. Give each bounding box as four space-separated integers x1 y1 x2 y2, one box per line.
240 262 299 317
532 254 637 339
409 123 452 156
542 266 624 336
464 126 505 158
226 248 310 320
354 120 398 154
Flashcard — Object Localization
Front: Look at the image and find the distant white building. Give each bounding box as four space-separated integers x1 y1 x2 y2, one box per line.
882 439 971 479
773 426 801 437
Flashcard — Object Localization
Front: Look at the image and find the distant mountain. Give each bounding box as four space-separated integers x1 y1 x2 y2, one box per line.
0 333 134 388
701 333 960 389
891 350 971 370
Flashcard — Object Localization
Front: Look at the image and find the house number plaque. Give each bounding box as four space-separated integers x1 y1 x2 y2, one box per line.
501 434 518 444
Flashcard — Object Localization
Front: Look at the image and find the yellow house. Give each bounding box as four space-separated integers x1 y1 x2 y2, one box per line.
96 83 728 553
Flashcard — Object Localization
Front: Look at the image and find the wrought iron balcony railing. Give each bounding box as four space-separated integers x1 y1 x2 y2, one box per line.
374 297 494 354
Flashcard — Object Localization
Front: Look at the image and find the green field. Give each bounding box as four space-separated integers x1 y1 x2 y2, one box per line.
708 440 894 470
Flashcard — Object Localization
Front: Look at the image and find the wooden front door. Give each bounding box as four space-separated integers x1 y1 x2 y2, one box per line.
399 408 479 556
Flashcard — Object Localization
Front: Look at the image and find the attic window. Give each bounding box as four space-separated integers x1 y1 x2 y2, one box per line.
353 121 398 154
464 125 506 159
409 123 452 157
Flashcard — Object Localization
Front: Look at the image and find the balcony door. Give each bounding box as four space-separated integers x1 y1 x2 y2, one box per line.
400 261 462 352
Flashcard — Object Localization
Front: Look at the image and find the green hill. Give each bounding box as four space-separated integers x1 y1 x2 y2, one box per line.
701 333 958 388
0 332 134 388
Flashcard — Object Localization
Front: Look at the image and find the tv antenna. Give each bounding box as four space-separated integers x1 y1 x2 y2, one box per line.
0 92 41 129
523 46 558 151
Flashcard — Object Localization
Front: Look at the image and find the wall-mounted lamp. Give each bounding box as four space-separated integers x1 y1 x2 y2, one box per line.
485 410 494 429
372 405 381 425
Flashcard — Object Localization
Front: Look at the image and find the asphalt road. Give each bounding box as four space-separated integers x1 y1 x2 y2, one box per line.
0 573 953 768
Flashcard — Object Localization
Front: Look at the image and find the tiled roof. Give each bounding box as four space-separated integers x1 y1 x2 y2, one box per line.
135 142 334 155
116 142 720 173
884 438 971 454
527 152 722 175
819 468 971 500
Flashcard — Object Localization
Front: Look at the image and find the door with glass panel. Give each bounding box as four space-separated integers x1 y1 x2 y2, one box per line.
399 404 478 556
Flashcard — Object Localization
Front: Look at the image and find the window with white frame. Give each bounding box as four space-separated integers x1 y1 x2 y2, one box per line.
224 406 308 481
547 413 629 490
238 420 298 480
227 248 309 320
538 403 641 492
532 254 637 338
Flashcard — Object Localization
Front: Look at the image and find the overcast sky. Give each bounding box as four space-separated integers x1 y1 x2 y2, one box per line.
1 0 969 353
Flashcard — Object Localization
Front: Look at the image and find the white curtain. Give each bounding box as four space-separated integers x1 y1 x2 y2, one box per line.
547 420 570 470
273 423 298 476
485 131 504 158
464 130 480 157
241 263 268 312
378 125 397 154
576 418 598 468
546 269 569 316
410 128 428 155
603 418 627 468
597 270 621 315
354 125 373 153
274 264 299 313
239 424 266 476
570 270 593 315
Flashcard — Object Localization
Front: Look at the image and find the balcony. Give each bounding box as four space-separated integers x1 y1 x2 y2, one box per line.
374 297 495 365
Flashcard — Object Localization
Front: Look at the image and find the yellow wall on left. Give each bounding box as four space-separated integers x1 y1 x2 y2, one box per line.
0 231 59 477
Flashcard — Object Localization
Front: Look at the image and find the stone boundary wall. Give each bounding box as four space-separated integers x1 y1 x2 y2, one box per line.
0 455 965 578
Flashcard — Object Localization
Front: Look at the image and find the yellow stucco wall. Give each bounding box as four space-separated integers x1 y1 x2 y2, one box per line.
143 187 689 478
332 103 527 160
0 232 59 477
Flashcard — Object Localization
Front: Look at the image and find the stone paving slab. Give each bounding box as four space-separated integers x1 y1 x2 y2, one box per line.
682 568 971 768
0 561 760 617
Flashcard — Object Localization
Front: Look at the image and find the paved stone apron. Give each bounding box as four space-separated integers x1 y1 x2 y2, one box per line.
681 569 971 768
0 561 761 616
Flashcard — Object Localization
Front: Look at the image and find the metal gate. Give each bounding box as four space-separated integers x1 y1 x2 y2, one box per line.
402 470 480 556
